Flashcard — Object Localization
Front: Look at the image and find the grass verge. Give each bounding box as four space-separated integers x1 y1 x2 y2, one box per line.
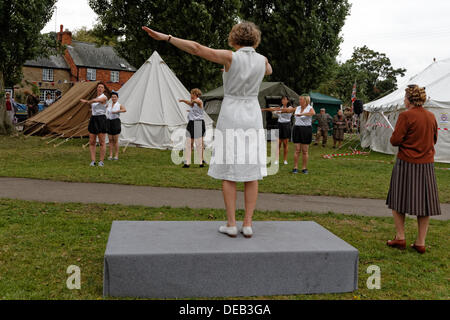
0 199 448 300
0 136 449 202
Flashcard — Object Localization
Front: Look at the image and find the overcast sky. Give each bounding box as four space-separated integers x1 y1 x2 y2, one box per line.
42 0 450 82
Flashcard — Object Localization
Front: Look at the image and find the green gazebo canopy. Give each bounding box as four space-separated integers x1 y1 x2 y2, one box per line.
202 82 300 109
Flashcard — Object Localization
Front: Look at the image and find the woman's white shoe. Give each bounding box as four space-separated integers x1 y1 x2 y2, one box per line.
241 226 253 238
218 225 238 238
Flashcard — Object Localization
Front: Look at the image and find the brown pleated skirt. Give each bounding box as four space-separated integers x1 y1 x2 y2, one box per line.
386 158 441 216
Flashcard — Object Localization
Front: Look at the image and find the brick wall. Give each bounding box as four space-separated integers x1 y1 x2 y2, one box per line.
15 66 72 103
77 68 135 91
64 50 78 83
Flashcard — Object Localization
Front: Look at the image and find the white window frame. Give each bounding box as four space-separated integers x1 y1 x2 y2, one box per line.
110 71 120 83
40 90 56 103
87 68 96 81
42 68 54 82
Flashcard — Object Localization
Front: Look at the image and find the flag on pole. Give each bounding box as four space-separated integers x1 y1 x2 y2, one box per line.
351 81 357 112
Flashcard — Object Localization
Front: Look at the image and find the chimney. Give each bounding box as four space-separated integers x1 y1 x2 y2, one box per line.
57 24 72 46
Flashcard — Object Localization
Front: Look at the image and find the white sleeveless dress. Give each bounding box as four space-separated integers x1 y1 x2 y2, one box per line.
208 47 267 182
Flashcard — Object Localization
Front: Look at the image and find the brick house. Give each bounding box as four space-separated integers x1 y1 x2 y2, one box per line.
16 55 72 103
15 25 136 103
58 25 136 92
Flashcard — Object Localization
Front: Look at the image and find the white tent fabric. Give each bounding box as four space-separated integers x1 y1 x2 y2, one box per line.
361 58 450 163
118 51 213 149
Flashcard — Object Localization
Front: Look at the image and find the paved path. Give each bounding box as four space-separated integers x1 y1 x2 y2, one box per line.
0 177 448 221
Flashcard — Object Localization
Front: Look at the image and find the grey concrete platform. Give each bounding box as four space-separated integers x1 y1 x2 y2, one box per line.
103 221 359 298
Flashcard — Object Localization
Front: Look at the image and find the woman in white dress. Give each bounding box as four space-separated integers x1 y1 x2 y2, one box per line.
143 22 272 238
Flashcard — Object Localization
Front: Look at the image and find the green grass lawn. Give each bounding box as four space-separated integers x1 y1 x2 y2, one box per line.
0 199 448 300
1 135 449 202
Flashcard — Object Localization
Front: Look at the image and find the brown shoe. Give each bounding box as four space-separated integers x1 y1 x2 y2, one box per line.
411 243 426 254
387 237 406 250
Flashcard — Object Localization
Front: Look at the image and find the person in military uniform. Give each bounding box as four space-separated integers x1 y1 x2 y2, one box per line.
344 107 354 133
313 108 332 147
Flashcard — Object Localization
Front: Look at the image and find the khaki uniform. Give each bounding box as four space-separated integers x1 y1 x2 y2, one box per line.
344 109 354 133
314 113 332 146
333 115 348 141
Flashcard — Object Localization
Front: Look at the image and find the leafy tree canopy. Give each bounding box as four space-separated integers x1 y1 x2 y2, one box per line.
89 0 241 91
317 45 406 105
0 0 60 134
72 25 119 47
240 0 351 93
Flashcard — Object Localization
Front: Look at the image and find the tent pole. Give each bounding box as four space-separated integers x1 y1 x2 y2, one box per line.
48 118 89 145
47 133 65 144
24 124 46 138
53 120 90 148
41 133 59 140
122 140 131 153
42 115 75 140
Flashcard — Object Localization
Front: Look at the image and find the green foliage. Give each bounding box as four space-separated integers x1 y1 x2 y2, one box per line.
318 46 407 105
0 135 449 202
0 0 60 134
0 0 60 87
0 199 448 299
72 25 118 47
240 0 351 93
89 0 241 91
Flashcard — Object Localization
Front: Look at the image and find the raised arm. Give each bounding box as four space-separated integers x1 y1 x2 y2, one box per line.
281 107 296 113
193 98 203 108
265 57 272 76
261 107 281 112
80 96 107 105
143 27 233 71
113 105 127 114
179 99 194 107
296 108 315 117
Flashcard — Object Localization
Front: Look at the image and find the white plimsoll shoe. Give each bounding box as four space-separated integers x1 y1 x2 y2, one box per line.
274 160 279 165
241 226 253 238
218 225 238 238
284 160 288 165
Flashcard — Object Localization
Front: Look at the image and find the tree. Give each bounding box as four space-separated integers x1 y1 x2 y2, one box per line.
349 45 406 103
72 25 118 47
317 46 407 105
89 0 241 91
240 0 351 93
0 0 59 134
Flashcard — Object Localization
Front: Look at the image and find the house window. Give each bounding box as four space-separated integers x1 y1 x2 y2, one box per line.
42 69 54 81
87 68 96 81
39 90 55 103
110 71 120 83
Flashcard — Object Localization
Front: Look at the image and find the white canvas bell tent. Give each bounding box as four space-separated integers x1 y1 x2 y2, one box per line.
361 58 450 163
118 51 213 149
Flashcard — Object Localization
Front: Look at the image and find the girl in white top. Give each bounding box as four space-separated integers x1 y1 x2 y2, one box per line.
80 83 108 167
106 91 126 161
261 96 292 165
179 88 206 168
143 21 272 238
277 95 315 174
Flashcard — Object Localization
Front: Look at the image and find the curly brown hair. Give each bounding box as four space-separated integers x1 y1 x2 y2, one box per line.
228 21 261 48
405 84 427 106
191 88 202 97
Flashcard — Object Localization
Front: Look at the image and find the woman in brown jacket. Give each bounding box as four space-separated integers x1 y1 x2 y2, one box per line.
386 85 441 254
